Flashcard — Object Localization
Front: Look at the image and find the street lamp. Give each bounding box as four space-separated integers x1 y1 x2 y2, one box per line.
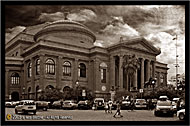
75 80 79 101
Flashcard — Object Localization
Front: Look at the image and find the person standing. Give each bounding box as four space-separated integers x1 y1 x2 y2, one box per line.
130 99 135 111
104 101 109 113
113 101 123 118
108 100 113 113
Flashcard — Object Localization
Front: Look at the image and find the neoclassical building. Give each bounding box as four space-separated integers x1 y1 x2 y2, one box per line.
5 19 169 101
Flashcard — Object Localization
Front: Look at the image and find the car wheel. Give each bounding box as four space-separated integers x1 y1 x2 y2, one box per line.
15 109 18 114
179 113 185 120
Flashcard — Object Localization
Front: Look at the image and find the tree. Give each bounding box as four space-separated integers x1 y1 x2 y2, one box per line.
39 88 63 102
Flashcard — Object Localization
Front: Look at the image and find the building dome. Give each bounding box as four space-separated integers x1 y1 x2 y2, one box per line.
34 20 96 47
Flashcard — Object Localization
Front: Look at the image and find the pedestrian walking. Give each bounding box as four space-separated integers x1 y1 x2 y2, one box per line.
104 102 109 113
113 101 123 118
130 99 135 111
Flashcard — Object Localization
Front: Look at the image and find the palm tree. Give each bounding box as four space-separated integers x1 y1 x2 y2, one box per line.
123 54 140 91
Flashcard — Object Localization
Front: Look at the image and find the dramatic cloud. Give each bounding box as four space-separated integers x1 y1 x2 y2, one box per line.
5 26 26 43
5 5 185 80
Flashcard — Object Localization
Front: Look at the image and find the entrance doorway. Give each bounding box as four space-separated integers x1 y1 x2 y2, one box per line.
11 92 19 101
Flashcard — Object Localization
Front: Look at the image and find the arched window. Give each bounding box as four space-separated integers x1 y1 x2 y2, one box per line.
36 59 40 75
78 63 86 78
100 62 107 83
45 59 55 75
11 73 20 85
28 63 32 78
63 61 71 76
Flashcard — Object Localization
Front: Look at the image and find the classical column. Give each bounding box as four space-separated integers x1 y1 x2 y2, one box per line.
152 61 156 78
126 73 128 91
74 58 79 83
23 61 27 99
110 56 115 87
157 72 160 86
56 56 62 88
164 73 167 86
133 69 137 90
119 55 123 89
5 69 9 100
146 59 150 81
39 54 45 90
140 58 144 89
31 57 35 99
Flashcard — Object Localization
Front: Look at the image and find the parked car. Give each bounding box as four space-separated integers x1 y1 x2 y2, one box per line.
177 109 185 120
134 99 147 109
78 100 92 110
93 98 105 110
121 100 131 110
5 102 14 108
15 100 36 115
35 101 49 111
12 101 20 107
154 100 174 116
62 100 78 109
52 101 63 109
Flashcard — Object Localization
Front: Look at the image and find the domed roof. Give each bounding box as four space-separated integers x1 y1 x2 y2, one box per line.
34 19 96 42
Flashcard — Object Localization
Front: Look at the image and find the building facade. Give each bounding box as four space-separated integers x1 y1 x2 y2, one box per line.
5 20 169 101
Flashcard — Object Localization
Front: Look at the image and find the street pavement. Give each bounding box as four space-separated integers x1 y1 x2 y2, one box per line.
5 108 181 121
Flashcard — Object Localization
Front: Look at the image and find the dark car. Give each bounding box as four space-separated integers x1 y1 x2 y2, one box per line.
78 100 92 110
35 101 49 111
154 100 174 116
121 100 131 110
93 98 105 110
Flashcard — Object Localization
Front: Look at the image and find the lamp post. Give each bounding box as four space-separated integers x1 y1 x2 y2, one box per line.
75 80 79 101
22 87 26 100
173 35 179 95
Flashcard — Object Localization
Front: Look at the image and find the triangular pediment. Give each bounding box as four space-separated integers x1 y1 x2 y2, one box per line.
126 43 150 52
122 37 161 55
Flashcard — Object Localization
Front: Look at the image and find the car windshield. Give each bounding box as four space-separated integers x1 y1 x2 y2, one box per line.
95 100 103 102
24 102 35 105
79 101 86 104
64 101 72 104
157 101 171 106
136 99 146 103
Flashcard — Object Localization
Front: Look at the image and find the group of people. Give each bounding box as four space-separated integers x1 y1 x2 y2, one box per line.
104 100 123 118
104 100 113 114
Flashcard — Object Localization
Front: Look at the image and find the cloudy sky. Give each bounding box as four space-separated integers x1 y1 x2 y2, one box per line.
5 5 185 80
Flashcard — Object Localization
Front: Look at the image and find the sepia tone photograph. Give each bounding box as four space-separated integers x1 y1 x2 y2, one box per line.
4 4 186 123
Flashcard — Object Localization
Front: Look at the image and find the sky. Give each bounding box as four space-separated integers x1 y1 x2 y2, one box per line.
5 5 185 80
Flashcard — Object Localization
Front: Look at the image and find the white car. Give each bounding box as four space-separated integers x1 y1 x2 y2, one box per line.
177 109 185 120
154 100 174 116
134 99 147 109
15 100 36 115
